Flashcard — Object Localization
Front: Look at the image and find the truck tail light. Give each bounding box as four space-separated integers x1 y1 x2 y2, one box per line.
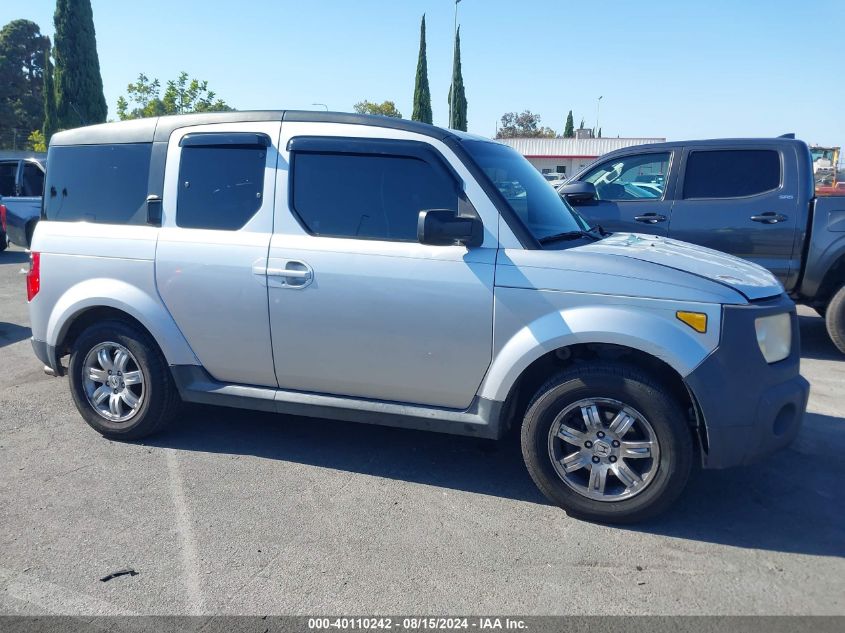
0 204 7 232
26 251 40 301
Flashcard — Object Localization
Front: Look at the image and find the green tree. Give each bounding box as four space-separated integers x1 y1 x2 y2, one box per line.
54 0 107 128
117 72 233 120
579 117 586 129
411 14 432 124
563 110 575 138
0 20 50 149
447 27 467 131
42 47 58 145
496 111 555 138
353 100 402 118
597 127 602 138
28 129 47 152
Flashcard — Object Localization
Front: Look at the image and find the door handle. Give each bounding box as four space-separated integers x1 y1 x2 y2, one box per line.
266 260 313 288
267 267 311 280
634 213 667 224
750 213 788 224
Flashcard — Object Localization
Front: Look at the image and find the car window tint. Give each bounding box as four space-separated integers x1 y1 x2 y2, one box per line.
44 144 151 224
21 162 44 197
292 152 458 241
583 153 670 201
177 146 266 231
0 161 17 197
683 150 780 199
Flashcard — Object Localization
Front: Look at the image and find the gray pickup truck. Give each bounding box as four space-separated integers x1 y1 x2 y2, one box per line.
559 138 845 353
0 152 46 250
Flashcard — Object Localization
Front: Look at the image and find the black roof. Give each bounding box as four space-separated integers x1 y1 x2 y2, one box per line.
50 111 466 146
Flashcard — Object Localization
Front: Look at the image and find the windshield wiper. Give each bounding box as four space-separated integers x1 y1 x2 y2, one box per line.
539 229 602 244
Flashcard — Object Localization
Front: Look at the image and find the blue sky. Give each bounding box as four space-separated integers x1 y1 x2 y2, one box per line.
3 0 844 149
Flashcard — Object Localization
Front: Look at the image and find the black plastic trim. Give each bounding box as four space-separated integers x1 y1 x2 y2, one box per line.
180 132 271 148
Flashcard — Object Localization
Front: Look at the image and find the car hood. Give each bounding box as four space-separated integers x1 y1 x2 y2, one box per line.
581 233 782 301
497 233 784 304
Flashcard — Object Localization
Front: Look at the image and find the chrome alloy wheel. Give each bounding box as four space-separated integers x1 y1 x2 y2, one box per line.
547 398 660 501
82 342 145 423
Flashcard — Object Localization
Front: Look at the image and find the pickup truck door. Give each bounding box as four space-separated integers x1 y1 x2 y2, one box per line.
266 128 496 410
668 146 802 284
155 123 281 387
567 150 676 236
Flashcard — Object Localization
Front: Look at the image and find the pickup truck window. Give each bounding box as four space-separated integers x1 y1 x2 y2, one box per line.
683 149 780 199
461 139 580 241
44 144 151 224
176 145 265 231
582 153 670 201
21 162 44 197
0 161 16 196
291 152 458 242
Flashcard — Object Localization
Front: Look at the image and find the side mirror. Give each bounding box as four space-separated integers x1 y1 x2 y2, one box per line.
558 181 596 203
417 209 483 247
146 195 162 226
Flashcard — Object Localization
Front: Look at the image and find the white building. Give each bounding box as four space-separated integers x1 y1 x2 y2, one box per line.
499 136 665 177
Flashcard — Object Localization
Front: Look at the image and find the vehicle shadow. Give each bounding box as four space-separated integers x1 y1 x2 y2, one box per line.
0 250 30 265
0 322 31 348
798 313 843 361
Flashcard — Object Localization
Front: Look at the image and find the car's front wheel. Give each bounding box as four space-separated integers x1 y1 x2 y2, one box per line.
521 363 693 523
68 320 180 440
825 284 845 355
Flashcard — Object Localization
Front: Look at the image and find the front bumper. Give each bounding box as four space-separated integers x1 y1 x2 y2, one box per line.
684 293 809 469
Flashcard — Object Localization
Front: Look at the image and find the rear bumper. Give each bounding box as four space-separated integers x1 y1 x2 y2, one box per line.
32 338 63 377
685 294 809 469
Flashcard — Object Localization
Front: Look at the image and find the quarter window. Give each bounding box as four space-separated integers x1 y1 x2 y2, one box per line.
0 161 18 197
177 146 266 230
292 151 458 241
21 162 45 197
683 150 780 199
583 153 670 201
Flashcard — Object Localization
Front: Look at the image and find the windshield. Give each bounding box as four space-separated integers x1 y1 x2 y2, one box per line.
461 140 581 240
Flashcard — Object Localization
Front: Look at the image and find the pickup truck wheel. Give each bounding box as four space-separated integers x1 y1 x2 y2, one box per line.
0 231 7 252
825 285 845 354
68 320 180 440
521 364 693 524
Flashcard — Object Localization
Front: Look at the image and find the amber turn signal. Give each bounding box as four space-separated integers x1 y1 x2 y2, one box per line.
676 311 707 333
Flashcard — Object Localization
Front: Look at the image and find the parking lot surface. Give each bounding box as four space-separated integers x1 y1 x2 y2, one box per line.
0 243 843 615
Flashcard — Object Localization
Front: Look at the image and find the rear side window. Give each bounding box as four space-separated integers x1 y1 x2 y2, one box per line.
21 162 44 197
0 161 17 196
683 150 780 199
44 144 151 223
292 152 458 241
176 146 266 231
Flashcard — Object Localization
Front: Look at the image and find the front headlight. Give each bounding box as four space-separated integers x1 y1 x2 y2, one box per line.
755 313 792 363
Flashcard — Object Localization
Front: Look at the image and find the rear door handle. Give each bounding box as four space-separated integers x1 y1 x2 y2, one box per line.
750 212 788 224
634 213 667 224
266 259 313 289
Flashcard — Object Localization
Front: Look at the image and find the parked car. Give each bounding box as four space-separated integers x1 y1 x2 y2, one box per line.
0 152 46 248
543 172 567 188
27 112 808 523
559 137 845 353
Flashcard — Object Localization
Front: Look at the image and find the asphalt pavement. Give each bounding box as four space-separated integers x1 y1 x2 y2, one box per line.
0 243 843 615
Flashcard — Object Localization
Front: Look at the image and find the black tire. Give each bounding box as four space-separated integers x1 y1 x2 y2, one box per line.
521 363 693 524
68 320 180 440
0 231 7 252
825 284 845 355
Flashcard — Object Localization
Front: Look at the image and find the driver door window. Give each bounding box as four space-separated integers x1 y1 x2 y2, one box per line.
572 152 674 236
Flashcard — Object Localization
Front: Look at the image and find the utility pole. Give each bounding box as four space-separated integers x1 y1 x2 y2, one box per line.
450 0 462 128
312 103 329 111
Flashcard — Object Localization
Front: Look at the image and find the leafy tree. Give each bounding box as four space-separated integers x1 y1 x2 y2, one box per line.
597 127 602 138
411 14 432 124
495 111 555 138
42 48 58 144
0 20 50 149
353 100 402 118
28 129 46 152
563 110 575 138
579 117 585 129
117 72 233 120
54 0 107 128
447 27 467 131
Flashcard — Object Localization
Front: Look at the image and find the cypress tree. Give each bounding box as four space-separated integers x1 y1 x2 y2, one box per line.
448 27 467 131
411 14 432 124
42 46 58 144
54 0 107 128
563 110 574 138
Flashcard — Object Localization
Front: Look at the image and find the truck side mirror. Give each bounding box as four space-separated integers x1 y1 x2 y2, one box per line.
417 209 483 247
559 181 597 203
146 195 162 226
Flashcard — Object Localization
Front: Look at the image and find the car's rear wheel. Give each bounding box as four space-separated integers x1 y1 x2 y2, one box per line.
68 320 180 440
521 363 693 524
0 231 7 252
825 284 845 355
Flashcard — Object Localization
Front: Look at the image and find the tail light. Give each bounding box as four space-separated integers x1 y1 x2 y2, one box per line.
0 204 6 232
26 251 40 301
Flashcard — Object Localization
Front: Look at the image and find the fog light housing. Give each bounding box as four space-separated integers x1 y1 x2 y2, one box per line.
755 313 791 363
